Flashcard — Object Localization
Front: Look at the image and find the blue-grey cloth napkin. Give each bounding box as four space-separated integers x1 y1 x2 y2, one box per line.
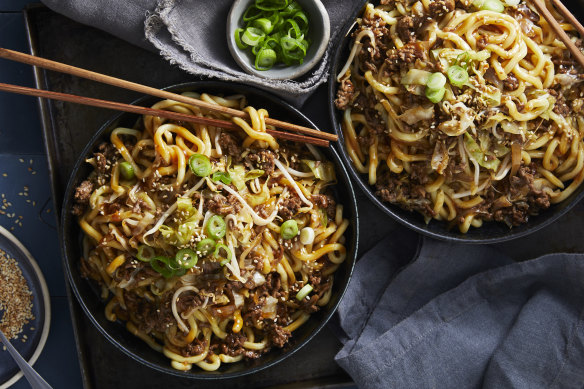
41 0 361 105
336 236 584 388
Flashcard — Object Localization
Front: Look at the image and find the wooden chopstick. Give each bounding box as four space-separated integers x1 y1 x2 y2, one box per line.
531 0 584 69
0 82 329 147
0 48 337 142
548 0 584 39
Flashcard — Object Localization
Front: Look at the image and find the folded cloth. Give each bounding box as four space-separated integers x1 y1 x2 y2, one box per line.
41 0 361 105
336 236 584 388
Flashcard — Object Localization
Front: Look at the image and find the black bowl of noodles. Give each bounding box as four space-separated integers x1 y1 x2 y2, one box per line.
328 0 584 243
60 80 358 379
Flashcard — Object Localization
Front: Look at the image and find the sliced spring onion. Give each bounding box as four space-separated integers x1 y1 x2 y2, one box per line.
456 52 471 70
175 248 198 269
119 161 135 180
256 0 288 11
136 245 155 262
214 244 232 266
296 284 313 301
319 208 328 227
256 48 277 70
196 238 216 256
425 87 445 103
280 219 299 239
150 256 174 278
300 227 315 245
234 28 247 49
242 27 265 46
473 0 505 12
212 171 232 185
447 65 469 88
426 72 447 90
207 215 226 240
253 18 274 34
243 5 263 21
189 154 211 177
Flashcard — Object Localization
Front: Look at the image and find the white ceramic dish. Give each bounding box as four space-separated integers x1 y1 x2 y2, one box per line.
0 226 50 389
226 0 330 80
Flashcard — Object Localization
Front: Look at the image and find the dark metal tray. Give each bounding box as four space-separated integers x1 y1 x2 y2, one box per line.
23 4 417 388
23 3 584 388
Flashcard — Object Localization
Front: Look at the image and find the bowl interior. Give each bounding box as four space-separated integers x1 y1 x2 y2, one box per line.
61 81 358 379
327 2 584 244
226 0 330 80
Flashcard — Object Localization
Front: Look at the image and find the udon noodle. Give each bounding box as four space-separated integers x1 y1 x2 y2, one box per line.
73 92 348 371
335 0 584 232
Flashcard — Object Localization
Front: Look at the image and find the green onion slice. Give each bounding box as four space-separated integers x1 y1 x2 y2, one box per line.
136 245 155 262
425 87 446 103
242 27 265 46
292 11 309 31
426 72 447 90
150 256 174 278
456 52 471 70
243 5 263 21
447 65 469 87
214 244 233 266
189 154 212 177
212 171 233 185
256 0 288 11
234 28 247 49
253 18 274 34
196 238 216 256
280 219 299 239
119 161 135 180
256 48 277 70
207 215 226 240
175 248 198 269
296 284 313 300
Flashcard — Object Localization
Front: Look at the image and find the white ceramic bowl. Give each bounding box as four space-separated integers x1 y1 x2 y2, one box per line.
227 0 330 80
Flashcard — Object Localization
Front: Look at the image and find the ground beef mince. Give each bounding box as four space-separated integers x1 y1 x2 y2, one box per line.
503 73 519 91
207 193 241 216
376 172 435 218
74 180 93 204
476 164 551 226
278 194 302 219
396 16 417 43
182 338 206 357
311 194 337 219
245 150 276 175
428 0 455 18
219 333 247 356
265 323 291 348
335 78 355 110
218 132 241 157
550 90 571 117
386 42 427 71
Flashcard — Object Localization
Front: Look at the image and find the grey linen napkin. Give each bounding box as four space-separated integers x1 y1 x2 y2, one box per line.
336 236 584 388
41 0 361 105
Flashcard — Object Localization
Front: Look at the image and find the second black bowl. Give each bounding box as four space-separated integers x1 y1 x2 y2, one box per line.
327 2 584 244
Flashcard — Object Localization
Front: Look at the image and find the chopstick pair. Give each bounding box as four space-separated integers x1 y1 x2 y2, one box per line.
0 48 336 147
531 0 584 69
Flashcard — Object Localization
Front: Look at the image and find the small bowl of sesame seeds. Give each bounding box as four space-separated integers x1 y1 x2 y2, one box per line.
0 225 50 388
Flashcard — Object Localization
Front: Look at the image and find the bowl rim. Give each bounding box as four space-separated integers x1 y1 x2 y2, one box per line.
60 80 359 379
327 1 584 244
226 0 330 80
